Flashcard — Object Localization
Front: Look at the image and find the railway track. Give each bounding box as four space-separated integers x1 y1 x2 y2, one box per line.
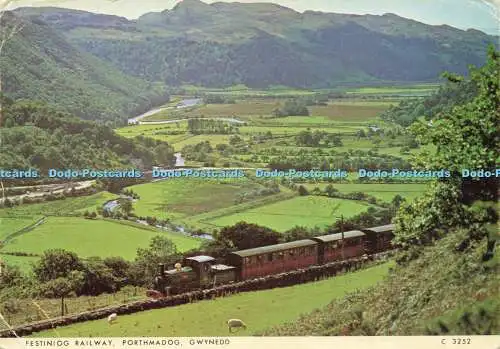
0 251 394 338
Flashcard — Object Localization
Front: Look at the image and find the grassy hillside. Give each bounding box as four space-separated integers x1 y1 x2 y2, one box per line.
0 11 169 124
30 262 393 337
260 229 499 335
14 2 497 89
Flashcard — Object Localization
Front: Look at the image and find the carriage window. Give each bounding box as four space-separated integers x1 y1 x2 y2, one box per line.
278 252 284 259
267 253 273 262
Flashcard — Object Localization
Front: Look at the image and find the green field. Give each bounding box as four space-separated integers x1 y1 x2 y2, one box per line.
0 192 118 218
208 196 374 231
0 217 43 240
0 254 39 273
1 217 200 260
346 84 439 96
32 261 392 337
303 183 427 202
128 178 273 220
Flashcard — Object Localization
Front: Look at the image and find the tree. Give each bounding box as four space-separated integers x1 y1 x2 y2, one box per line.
281 226 313 242
135 236 180 284
0 264 22 289
119 198 133 216
298 185 309 196
217 222 280 250
33 249 84 283
391 195 405 209
79 257 118 296
39 277 78 316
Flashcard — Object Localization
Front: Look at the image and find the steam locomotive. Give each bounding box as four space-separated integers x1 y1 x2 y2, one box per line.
153 224 395 296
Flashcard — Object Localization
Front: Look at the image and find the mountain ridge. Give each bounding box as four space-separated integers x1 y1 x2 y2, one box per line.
10 2 499 89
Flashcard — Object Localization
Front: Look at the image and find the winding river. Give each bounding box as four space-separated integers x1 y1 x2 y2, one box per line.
127 98 245 125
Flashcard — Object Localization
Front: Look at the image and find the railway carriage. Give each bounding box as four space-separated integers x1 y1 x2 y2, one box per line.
362 224 395 254
312 230 366 264
227 239 319 281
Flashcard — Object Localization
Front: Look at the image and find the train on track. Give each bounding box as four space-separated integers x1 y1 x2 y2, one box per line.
152 224 395 296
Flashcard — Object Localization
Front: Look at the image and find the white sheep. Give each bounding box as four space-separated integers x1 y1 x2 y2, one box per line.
107 313 117 325
227 319 247 333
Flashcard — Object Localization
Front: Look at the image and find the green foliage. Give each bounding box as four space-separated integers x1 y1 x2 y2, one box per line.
202 95 235 104
0 100 176 171
295 130 343 147
187 118 238 135
216 222 281 250
393 181 468 249
33 249 84 283
39 276 80 299
411 46 499 172
273 99 309 117
78 257 118 296
135 236 181 285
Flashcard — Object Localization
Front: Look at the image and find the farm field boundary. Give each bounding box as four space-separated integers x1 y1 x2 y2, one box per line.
0 251 393 338
185 191 298 227
0 216 46 244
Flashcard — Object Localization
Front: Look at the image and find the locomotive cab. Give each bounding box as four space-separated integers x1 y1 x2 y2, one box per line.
154 256 217 295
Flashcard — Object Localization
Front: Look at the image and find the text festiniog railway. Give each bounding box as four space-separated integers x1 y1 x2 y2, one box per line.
153 224 395 295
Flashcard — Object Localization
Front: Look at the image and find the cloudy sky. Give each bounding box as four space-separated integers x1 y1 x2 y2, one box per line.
4 0 500 35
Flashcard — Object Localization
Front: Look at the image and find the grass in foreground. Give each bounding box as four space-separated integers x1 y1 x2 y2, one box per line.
1 217 200 259
31 262 392 337
208 196 374 231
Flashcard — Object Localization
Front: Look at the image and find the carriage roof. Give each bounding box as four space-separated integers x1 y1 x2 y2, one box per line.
230 239 318 258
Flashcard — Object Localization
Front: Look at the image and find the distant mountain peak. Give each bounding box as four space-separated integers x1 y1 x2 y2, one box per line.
172 0 211 10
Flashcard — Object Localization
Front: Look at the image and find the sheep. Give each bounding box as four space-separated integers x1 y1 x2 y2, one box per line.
107 313 118 325
227 319 247 333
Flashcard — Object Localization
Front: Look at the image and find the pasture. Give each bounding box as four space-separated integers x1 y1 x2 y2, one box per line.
207 196 374 231
31 262 393 337
128 178 274 220
0 217 42 240
0 254 39 273
0 192 118 218
303 183 427 202
1 217 200 259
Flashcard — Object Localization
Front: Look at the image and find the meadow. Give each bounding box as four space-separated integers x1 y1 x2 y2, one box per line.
31 261 393 337
1 217 200 260
0 217 42 240
303 183 428 202
0 192 118 218
128 178 275 220
207 196 374 232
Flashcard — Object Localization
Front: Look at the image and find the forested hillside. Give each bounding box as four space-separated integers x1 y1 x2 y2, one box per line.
380 78 478 126
0 95 176 172
0 11 170 124
14 0 498 89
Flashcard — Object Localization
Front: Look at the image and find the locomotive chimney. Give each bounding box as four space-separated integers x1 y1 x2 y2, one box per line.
157 263 165 276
